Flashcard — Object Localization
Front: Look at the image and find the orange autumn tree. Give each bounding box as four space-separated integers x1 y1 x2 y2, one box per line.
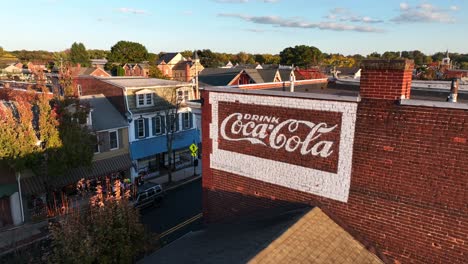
49 180 150 264
0 84 61 173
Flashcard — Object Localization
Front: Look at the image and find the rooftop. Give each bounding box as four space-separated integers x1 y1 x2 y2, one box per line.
80 94 128 131
97 76 189 88
140 208 383 264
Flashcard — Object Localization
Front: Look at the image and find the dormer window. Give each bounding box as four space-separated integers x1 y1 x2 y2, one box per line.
135 89 154 107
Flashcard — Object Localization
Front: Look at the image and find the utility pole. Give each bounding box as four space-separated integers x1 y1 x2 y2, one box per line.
194 50 200 99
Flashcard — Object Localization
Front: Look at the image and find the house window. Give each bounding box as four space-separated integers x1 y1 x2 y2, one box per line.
138 94 144 106
177 91 183 101
154 116 162 135
182 112 191 129
137 119 145 138
184 91 189 101
109 130 118 150
77 84 82 96
137 93 153 107
168 114 177 132
94 135 100 154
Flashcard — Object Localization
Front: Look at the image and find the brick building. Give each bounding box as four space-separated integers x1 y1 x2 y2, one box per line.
200 59 467 263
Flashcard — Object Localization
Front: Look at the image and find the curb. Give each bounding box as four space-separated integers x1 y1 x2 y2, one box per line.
164 175 202 192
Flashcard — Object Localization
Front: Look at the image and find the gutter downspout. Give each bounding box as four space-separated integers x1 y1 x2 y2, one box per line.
16 172 25 223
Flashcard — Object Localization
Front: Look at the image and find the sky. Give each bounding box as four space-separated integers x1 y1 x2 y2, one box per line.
1 0 467 55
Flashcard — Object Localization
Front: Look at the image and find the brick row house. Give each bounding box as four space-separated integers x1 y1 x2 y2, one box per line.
76 76 200 181
123 63 150 77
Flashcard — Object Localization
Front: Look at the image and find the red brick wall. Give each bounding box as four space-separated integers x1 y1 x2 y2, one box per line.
76 77 126 114
201 60 468 264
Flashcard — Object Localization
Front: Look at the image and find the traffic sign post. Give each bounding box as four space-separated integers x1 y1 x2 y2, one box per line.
189 143 199 176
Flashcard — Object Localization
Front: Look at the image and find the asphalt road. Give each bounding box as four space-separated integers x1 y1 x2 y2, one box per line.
140 178 203 242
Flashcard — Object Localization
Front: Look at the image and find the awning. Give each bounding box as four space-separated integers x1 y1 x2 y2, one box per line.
21 154 133 195
130 129 200 160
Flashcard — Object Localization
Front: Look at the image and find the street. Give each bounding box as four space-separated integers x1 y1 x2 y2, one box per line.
140 178 202 244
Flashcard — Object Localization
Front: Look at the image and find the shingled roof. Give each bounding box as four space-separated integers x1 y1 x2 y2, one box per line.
156 53 180 65
139 208 384 264
198 68 243 87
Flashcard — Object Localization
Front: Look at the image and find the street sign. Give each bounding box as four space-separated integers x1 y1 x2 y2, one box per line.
191 151 197 157
189 143 198 153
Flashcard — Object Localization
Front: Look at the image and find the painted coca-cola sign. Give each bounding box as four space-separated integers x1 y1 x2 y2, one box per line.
218 102 342 173
209 92 357 202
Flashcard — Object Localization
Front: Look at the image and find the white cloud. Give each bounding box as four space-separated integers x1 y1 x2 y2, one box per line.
325 7 383 24
117 7 149 15
400 2 409 10
218 13 384 32
392 3 457 23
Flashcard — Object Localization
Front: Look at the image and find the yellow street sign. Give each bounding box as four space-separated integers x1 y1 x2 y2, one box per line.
191 151 197 157
189 143 198 153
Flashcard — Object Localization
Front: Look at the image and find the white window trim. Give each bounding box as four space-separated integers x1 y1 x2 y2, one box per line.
136 92 154 108
77 84 82 96
137 119 145 138
154 116 162 135
109 130 119 150
94 135 100 154
182 112 190 129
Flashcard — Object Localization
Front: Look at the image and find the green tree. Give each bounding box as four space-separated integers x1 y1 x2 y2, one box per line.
69 42 90 67
367 52 381 59
148 65 170 79
147 52 158 65
196 49 220 68
87 49 110 60
180 50 194 59
382 51 399 60
108 41 149 63
237 52 249 64
279 45 323 68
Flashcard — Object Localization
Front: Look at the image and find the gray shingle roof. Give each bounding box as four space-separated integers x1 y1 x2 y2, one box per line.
156 52 180 65
278 69 293 82
98 77 189 88
243 69 264 83
198 68 243 86
257 69 278 83
80 94 128 131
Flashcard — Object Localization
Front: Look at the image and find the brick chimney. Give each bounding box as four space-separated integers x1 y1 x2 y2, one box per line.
360 59 414 100
185 62 191 82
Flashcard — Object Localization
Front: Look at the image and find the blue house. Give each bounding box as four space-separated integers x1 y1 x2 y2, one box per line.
76 76 200 181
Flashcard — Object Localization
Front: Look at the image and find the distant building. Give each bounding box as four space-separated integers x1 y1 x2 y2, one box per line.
90 59 108 68
156 52 204 82
123 63 150 77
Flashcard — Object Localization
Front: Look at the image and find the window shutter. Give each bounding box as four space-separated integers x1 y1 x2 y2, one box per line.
175 114 179 131
151 117 156 136
134 121 139 140
161 116 166 134
189 113 193 129
144 118 149 138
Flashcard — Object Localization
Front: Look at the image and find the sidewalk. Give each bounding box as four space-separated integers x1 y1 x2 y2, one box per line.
146 164 202 189
0 165 202 255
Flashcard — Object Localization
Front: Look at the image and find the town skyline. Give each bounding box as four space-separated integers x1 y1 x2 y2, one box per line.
1 0 467 55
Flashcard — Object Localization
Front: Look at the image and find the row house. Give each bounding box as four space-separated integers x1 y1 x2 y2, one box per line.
123 63 149 77
76 76 200 181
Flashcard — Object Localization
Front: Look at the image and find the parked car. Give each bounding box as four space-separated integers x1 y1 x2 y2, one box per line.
131 182 164 209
